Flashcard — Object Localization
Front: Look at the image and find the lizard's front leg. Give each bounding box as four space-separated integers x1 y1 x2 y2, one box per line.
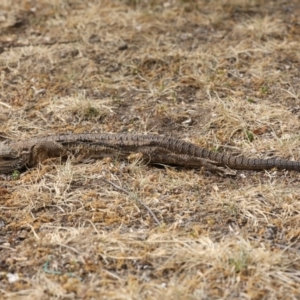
27 141 68 167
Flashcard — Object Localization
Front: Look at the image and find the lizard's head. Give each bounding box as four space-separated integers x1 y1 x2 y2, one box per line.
0 142 24 173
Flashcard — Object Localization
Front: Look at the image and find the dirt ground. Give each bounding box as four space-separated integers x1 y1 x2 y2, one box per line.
0 0 300 299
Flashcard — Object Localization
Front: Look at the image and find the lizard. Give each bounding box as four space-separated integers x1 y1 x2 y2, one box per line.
0 132 300 174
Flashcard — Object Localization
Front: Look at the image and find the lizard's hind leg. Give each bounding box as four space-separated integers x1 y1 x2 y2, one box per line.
140 147 228 174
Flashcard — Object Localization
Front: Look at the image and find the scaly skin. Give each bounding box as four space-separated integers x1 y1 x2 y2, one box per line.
0 133 299 174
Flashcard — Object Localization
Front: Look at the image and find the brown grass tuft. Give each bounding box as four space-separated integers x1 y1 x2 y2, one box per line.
1 0 300 298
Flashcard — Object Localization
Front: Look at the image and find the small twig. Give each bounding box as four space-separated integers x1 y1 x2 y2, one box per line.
102 178 161 225
0 101 11 109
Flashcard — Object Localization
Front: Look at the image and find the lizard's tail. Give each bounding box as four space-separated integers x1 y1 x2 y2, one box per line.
158 136 300 171
203 151 300 171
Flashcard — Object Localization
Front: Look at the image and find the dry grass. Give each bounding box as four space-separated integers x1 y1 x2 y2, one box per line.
1 0 300 299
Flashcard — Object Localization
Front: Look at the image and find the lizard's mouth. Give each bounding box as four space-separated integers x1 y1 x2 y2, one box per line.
0 157 24 173
0 157 17 161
